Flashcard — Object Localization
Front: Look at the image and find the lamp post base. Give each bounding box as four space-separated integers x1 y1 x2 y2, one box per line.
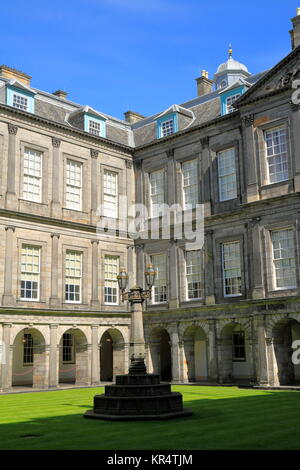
84 357 192 421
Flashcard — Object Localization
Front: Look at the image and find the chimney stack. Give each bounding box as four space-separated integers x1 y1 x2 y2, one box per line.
53 89 68 99
0 65 31 86
290 7 300 49
124 110 145 124
195 70 214 97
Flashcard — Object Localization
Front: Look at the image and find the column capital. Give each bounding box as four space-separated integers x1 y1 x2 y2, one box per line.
290 100 300 111
5 225 15 232
125 159 133 169
91 239 99 245
50 232 60 239
90 149 99 159
91 324 99 330
242 114 255 127
166 148 174 158
8 123 18 135
50 323 59 329
200 136 209 148
3 323 12 328
52 137 61 148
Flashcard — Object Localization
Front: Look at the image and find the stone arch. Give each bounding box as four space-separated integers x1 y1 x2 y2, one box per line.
269 317 300 385
100 328 125 382
218 321 251 384
12 327 48 389
58 328 89 386
148 327 172 381
182 325 208 382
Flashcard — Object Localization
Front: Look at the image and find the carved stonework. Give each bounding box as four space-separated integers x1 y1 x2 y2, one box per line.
166 148 174 158
266 337 273 346
200 136 209 148
50 233 60 239
8 123 18 135
242 114 254 127
125 160 133 169
52 137 61 148
248 216 261 228
5 225 15 232
290 100 300 111
90 149 99 159
264 58 300 93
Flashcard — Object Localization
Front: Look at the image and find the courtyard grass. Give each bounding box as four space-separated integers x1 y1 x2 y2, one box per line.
0 385 299 450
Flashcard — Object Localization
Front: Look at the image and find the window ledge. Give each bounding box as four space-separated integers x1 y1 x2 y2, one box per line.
261 179 292 190
19 199 48 207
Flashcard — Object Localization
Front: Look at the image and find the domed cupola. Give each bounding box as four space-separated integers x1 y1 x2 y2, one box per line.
214 46 251 90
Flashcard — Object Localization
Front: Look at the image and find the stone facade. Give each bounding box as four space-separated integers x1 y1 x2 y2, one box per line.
0 10 300 392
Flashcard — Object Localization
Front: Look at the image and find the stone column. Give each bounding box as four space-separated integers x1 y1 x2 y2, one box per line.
49 233 61 308
129 297 145 359
204 230 215 305
2 226 16 306
169 239 179 308
91 325 100 385
90 149 99 223
200 137 211 217
5 123 18 210
1 323 12 391
291 103 300 191
170 326 181 383
49 324 59 388
135 244 144 288
207 319 218 382
255 315 269 385
248 217 265 299
242 115 259 202
51 137 62 218
91 239 100 307
166 148 176 206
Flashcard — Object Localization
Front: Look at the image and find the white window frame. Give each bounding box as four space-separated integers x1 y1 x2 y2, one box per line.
65 250 82 303
151 254 168 304
185 250 202 300
221 241 242 298
62 333 75 363
12 91 29 111
149 169 164 218
88 119 102 136
23 148 42 203
103 170 118 219
270 228 297 290
226 93 241 114
182 159 198 210
217 147 237 202
23 333 34 365
104 255 119 305
65 159 82 211
20 244 40 301
160 118 174 137
264 126 289 184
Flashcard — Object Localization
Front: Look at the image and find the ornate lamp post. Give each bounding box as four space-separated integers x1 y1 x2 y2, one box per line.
84 264 192 421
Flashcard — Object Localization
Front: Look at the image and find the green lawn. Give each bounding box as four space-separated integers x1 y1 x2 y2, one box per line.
0 385 299 450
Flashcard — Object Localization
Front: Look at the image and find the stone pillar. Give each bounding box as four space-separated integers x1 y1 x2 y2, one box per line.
2 226 16 306
5 123 18 210
248 217 265 299
76 343 90 386
169 239 179 308
49 233 61 308
170 326 181 383
135 244 144 288
291 103 300 191
1 323 12 391
91 325 100 385
90 149 99 223
166 148 176 206
49 324 59 388
242 115 259 202
33 344 48 389
204 230 215 305
200 137 211 216
129 298 145 359
127 245 135 291
91 240 100 307
207 319 218 382
255 315 269 385
51 137 62 218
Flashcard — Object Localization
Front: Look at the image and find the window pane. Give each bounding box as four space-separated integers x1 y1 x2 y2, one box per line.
218 148 237 201
150 170 164 217
186 250 202 299
21 245 40 300
222 241 242 296
151 254 167 303
66 160 82 210
103 170 118 218
182 160 198 209
226 93 241 114
104 255 119 304
161 119 174 137
271 228 296 289
65 250 82 302
62 333 74 362
265 127 289 184
89 119 101 136
23 333 33 364
23 148 42 202
13 93 28 111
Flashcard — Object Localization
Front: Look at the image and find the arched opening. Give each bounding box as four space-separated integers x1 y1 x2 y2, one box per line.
100 328 125 382
183 326 208 382
149 328 172 381
12 328 47 389
272 319 300 385
58 329 89 386
219 322 251 384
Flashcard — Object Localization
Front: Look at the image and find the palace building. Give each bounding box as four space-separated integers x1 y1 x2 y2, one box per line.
1 9 300 391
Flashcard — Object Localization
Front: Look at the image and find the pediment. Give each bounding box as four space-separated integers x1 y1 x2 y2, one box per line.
235 46 300 107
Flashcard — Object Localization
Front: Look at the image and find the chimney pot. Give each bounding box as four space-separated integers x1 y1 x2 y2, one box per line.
290 8 300 49
53 89 68 99
196 71 214 97
124 110 145 124
0 65 31 86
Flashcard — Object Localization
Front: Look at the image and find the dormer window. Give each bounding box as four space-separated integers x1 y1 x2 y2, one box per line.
226 93 241 114
84 113 106 138
88 119 102 136
157 112 178 139
6 83 35 113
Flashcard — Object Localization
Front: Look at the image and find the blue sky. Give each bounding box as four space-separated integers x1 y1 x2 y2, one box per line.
0 0 298 119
